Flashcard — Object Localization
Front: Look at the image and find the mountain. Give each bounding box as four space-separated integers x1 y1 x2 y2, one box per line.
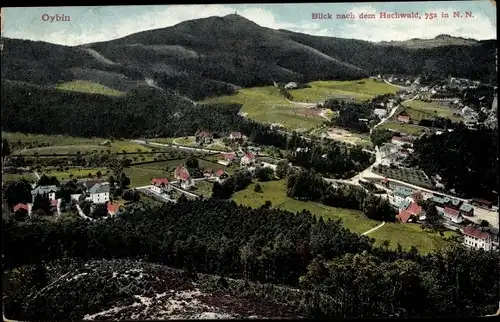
1 14 496 101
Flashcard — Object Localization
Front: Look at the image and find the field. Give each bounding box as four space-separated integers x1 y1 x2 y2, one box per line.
402 100 462 122
317 127 372 147
123 167 171 187
55 80 125 96
193 180 214 197
2 172 37 182
201 87 324 131
373 165 434 189
378 121 427 135
42 167 109 180
369 223 458 254
290 79 398 103
232 180 455 253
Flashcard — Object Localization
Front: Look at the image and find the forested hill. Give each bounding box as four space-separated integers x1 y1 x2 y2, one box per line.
1 14 496 101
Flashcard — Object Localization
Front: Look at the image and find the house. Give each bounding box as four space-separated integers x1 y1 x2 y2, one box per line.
463 225 493 251
389 186 414 208
397 199 411 212
374 108 387 118
13 203 30 214
107 202 121 216
411 190 424 203
195 131 213 144
397 115 411 123
87 183 110 204
391 136 414 147
218 153 236 166
396 210 414 223
284 82 298 90
215 169 230 183
203 168 214 178
247 146 261 154
174 166 195 190
471 198 493 209
442 207 463 224
151 178 171 194
459 203 474 216
50 199 59 210
31 185 59 202
240 153 256 166
448 198 462 210
229 132 243 140
406 202 423 216
431 196 451 208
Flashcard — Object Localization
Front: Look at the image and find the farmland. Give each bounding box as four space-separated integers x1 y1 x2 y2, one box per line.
402 99 462 122
42 167 109 180
377 121 428 135
373 165 434 189
201 86 324 131
290 78 398 103
55 80 125 96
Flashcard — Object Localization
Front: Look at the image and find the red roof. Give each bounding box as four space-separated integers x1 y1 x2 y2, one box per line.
223 153 236 160
215 169 227 177
13 203 29 212
406 202 422 215
197 131 211 138
151 178 170 186
472 198 493 206
244 153 256 160
204 168 213 175
464 225 491 240
444 207 460 218
174 166 190 181
51 199 58 206
382 177 389 183
397 210 413 223
107 203 120 214
230 132 242 138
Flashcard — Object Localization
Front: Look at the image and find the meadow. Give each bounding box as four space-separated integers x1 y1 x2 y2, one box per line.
378 121 428 135
55 80 125 96
290 78 398 103
401 100 462 122
201 87 324 131
232 179 456 254
42 167 109 180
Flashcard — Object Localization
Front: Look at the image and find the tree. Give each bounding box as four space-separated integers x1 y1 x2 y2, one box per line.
120 173 131 189
96 170 102 179
3 180 32 207
255 167 274 182
91 203 108 218
370 128 393 147
32 193 51 215
254 183 263 193
420 201 443 231
122 189 140 202
276 160 289 179
2 138 11 160
37 175 59 187
480 220 490 227
185 156 199 170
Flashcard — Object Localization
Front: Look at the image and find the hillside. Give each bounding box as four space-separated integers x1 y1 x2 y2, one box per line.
1 14 496 102
376 34 479 48
3 259 313 320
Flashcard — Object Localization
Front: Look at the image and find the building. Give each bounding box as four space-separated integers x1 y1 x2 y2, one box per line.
240 153 256 166
107 202 121 216
389 186 414 208
397 202 424 223
411 190 424 203
87 183 110 204
83 179 105 190
391 136 414 147
374 108 387 118
31 185 59 202
229 132 243 140
459 203 474 216
471 198 493 209
397 115 411 123
195 131 213 144
218 153 236 166
174 166 195 190
284 82 298 90
151 178 171 194
13 203 30 214
203 168 213 178
442 207 464 224
215 169 230 183
463 225 493 250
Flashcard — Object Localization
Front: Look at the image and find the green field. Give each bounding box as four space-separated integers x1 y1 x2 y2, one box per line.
136 158 234 175
291 79 398 103
123 167 171 187
370 223 459 254
201 87 324 131
55 80 125 96
12 141 151 156
193 180 214 197
378 121 427 135
43 167 109 180
2 172 37 182
232 180 379 234
402 100 462 122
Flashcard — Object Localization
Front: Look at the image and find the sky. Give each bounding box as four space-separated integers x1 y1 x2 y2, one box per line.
2 1 497 46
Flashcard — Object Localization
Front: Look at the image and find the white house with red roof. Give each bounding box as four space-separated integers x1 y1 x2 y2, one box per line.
240 153 256 166
396 202 424 223
218 153 236 166
203 168 214 178
195 131 213 144
174 166 195 190
13 203 31 216
229 131 243 140
463 225 493 251
107 202 121 216
442 207 464 224
397 115 411 124
151 178 171 194
215 169 230 183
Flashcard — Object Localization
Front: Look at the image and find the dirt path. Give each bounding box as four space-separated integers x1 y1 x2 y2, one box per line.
361 221 386 236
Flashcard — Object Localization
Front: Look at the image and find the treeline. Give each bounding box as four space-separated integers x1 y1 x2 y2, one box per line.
287 134 374 179
286 168 396 222
323 98 378 134
3 198 498 318
408 126 498 200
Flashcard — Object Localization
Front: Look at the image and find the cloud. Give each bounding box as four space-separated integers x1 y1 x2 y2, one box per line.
3 4 496 46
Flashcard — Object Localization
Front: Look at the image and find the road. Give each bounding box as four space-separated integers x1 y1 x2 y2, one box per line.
131 139 225 154
75 204 94 221
383 79 409 90
371 94 418 134
33 171 41 180
361 221 386 236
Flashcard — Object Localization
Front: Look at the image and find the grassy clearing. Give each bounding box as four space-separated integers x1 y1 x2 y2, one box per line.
378 121 427 135
201 87 323 131
369 223 459 254
2 172 37 182
174 137 196 146
123 167 171 187
4 132 102 148
55 80 125 96
402 100 462 122
193 180 214 197
232 180 379 234
291 79 398 103
43 167 109 180
12 141 151 156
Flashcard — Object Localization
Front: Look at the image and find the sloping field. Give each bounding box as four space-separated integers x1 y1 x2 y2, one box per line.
55 80 125 96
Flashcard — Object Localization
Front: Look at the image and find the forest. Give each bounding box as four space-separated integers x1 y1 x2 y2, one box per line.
409 125 498 200
3 197 498 319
